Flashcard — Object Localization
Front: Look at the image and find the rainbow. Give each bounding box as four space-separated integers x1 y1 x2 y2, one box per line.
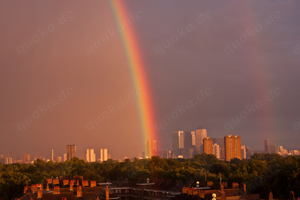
234 2 280 142
108 1 157 157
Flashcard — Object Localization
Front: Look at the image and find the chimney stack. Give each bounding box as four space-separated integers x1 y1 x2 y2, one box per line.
221 183 224 193
221 192 225 200
289 191 294 200
269 192 273 200
106 185 109 200
77 186 82 197
37 188 42 198
46 183 49 191
243 183 246 194
70 183 73 191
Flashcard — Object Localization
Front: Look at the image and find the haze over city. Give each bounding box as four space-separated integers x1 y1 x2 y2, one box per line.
1 0 300 160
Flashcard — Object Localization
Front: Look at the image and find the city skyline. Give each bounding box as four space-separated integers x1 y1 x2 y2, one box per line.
1 134 298 163
1 1 300 159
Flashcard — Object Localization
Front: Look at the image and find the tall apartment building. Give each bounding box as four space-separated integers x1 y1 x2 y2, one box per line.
100 149 108 162
224 135 241 161
195 128 207 153
203 137 213 154
86 149 96 162
67 145 76 161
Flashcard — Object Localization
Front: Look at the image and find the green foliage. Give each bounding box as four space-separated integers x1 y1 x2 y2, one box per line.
1 154 300 200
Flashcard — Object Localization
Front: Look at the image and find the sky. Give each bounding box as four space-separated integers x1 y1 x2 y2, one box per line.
0 0 300 160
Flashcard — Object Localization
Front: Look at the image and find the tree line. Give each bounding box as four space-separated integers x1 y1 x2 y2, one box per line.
0 153 299 200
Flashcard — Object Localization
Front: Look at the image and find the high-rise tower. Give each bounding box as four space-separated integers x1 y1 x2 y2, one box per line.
67 145 76 161
195 128 207 153
224 135 241 161
203 137 213 154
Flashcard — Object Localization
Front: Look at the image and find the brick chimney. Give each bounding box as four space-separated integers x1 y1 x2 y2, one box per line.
37 188 42 198
106 185 109 200
220 183 224 193
46 183 49 191
24 187 27 194
289 191 294 200
53 186 60 194
243 183 246 194
221 192 225 200
77 186 82 197
269 192 273 200
70 183 73 191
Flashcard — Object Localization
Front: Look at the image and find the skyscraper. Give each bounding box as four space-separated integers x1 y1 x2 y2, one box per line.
63 153 67 162
264 139 270 153
145 140 158 158
172 131 184 157
86 149 96 162
213 143 220 159
172 131 184 150
51 150 54 161
184 131 195 148
100 149 108 162
67 145 76 161
195 128 207 153
203 137 213 154
241 145 246 159
224 135 241 161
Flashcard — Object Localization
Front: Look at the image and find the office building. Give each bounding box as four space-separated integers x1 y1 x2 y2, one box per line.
203 137 213 154
67 145 76 161
213 143 220 159
184 131 195 148
195 128 207 153
172 131 184 157
100 149 108 162
145 140 158 158
224 135 241 161
63 153 67 161
241 145 246 159
264 139 270 153
86 149 96 162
